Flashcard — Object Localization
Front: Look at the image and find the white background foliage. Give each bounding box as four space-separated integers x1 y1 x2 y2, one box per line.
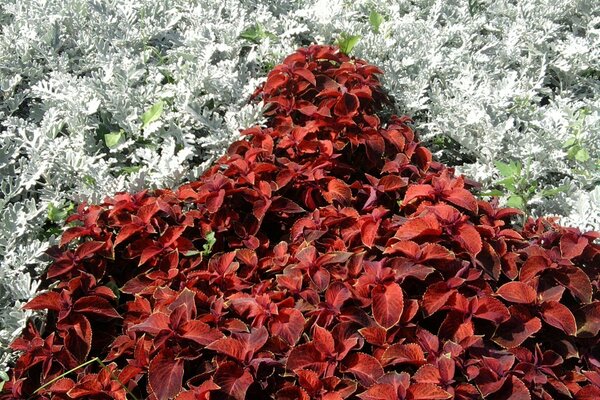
0 0 598 371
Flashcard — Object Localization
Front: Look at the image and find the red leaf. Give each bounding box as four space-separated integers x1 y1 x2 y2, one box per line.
496 282 537 304
357 383 397 400
270 308 305 346
75 241 105 259
205 337 246 362
361 219 380 248
541 301 577 335
295 369 322 394
206 189 225 213
444 188 478 214
379 175 407 192
114 224 143 247
474 296 511 325
264 72 288 94
494 306 542 348
325 282 351 310
382 343 426 366
402 184 434 206
180 320 225 345
422 283 454 315
409 383 452 400
342 353 384 388
576 301 600 338
313 325 335 355
138 243 163 266
148 350 184 400
270 196 306 213
60 227 89 247
294 68 316 86
372 283 404 329
73 296 121 319
557 267 593 304
334 92 360 117
413 364 441 384
576 385 600 400
130 312 170 336
394 214 442 240
455 224 482 256
23 291 61 311
286 343 325 373
358 326 387 347
213 362 254 400
492 376 531 400
324 179 352 205
159 225 186 248
560 234 588 259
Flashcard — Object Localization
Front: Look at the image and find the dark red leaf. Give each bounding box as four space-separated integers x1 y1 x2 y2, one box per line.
148 350 184 400
541 300 577 335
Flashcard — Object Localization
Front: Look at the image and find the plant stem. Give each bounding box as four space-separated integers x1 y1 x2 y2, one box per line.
31 357 99 397
95 358 139 400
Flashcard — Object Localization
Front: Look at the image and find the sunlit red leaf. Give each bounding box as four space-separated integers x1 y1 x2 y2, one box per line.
540 300 577 335
342 353 384 388
372 283 404 329
496 281 537 304
148 350 184 400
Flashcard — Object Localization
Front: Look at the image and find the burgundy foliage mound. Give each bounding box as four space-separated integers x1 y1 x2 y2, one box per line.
2 45 600 400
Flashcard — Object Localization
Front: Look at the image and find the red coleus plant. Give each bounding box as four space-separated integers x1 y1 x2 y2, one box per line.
2 44 600 400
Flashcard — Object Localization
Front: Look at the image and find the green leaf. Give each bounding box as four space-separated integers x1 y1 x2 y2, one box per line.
0 370 9 391
562 137 577 149
202 231 216 256
121 166 141 174
140 100 165 130
83 175 96 187
104 130 124 148
494 160 520 178
369 10 384 33
478 189 505 197
507 195 525 209
47 202 74 222
239 23 276 44
541 185 568 198
496 177 517 192
337 33 361 54
575 148 590 162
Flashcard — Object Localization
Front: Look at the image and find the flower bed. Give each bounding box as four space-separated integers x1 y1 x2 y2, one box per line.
2 0 599 373
1 45 599 400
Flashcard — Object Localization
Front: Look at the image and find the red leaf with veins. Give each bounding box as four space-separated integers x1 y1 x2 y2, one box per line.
148 349 184 400
496 281 537 304
372 283 404 329
342 353 384 388
540 300 577 335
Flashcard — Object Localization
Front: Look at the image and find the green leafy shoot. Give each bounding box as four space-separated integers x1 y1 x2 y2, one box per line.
563 107 592 163
482 160 568 224
140 100 165 130
104 130 124 148
120 165 142 175
47 202 75 223
336 33 361 55
239 23 276 44
202 231 216 256
0 370 8 391
369 10 384 33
